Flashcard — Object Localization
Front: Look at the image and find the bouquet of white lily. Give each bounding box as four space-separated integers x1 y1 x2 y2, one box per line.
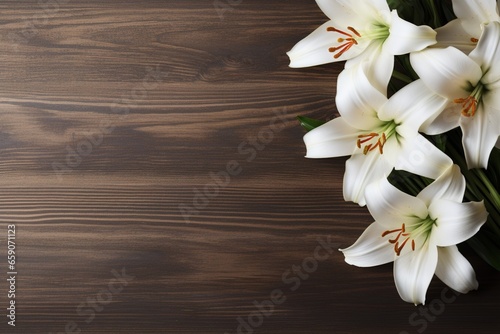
288 0 500 305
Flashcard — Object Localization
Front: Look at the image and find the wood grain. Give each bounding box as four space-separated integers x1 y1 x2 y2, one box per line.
0 1 499 333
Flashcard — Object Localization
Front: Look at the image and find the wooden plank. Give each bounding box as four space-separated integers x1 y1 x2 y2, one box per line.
0 0 498 333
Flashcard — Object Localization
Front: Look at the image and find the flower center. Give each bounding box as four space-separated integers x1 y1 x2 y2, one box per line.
381 216 436 256
382 223 415 256
327 26 361 59
454 82 485 117
356 121 397 155
357 132 386 154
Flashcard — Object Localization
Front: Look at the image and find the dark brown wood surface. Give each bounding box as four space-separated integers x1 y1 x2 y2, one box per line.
0 1 499 333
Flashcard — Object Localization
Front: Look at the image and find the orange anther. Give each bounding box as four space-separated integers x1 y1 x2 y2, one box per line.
327 26 361 59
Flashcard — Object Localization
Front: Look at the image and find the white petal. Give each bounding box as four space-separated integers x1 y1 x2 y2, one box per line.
420 103 461 135
434 19 476 54
410 47 482 99
287 26 333 67
379 80 447 133
452 0 499 38
345 44 394 95
435 246 479 293
384 10 436 55
315 0 358 23
365 177 428 227
394 243 438 305
460 105 500 169
316 0 389 23
380 134 402 166
336 63 387 129
429 199 487 247
469 21 500 83
417 165 466 205
395 134 453 180
303 117 359 158
482 88 500 124
287 21 366 68
343 152 392 206
340 222 395 267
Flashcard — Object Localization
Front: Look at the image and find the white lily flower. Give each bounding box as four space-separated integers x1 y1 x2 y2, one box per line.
411 21 500 169
435 0 499 53
287 0 436 91
303 66 451 206
341 165 487 305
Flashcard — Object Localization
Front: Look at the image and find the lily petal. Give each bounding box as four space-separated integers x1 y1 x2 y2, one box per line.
460 105 500 169
434 19 476 53
418 165 466 205
420 103 461 135
395 135 453 180
365 177 428 227
410 47 482 99
379 134 404 167
429 199 487 247
287 20 371 67
384 10 437 55
340 222 395 267
336 62 388 129
452 0 499 38
469 21 500 84
435 246 479 293
316 0 390 23
379 79 447 133
303 117 359 158
343 151 392 206
344 44 394 95
394 243 438 305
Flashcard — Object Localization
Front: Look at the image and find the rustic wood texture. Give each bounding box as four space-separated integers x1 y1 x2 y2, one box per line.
0 1 499 333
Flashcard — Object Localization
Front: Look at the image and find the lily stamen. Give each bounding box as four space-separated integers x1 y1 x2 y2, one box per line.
454 96 478 117
395 237 411 256
357 133 386 154
347 26 361 37
454 83 484 117
327 26 360 37
357 133 378 148
382 224 404 239
327 26 361 59
382 224 415 256
329 39 358 59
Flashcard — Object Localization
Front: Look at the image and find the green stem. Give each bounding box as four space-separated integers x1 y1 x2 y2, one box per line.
426 0 441 28
475 169 500 210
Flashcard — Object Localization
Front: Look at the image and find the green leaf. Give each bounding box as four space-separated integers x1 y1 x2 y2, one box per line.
487 146 500 188
297 116 325 132
387 169 433 197
387 0 455 29
387 0 427 26
432 133 447 152
439 0 456 23
467 231 500 271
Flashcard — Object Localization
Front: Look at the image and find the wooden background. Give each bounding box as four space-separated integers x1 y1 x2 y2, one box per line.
0 1 499 333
